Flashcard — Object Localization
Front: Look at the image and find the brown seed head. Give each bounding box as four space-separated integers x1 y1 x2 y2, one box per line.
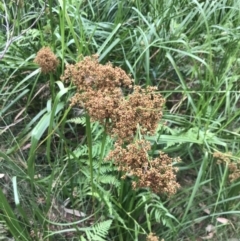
146 233 160 241
61 54 133 92
106 140 180 195
62 55 180 195
34 47 59 74
213 151 240 182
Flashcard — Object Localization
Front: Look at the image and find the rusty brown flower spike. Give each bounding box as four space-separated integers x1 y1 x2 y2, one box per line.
61 54 180 195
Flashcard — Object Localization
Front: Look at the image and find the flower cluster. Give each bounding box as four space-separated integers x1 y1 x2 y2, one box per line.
110 86 165 143
34 47 59 74
61 55 180 195
106 140 180 195
213 151 240 182
146 233 164 241
62 54 132 92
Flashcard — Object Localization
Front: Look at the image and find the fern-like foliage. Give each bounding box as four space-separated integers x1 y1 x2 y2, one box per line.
67 116 86 126
98 174 120 187
67 135 113 160
66 115 120 189
147 195 179 231
82 220 112 241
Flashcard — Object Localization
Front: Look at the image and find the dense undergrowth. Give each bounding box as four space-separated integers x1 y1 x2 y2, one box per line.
1 0 240 240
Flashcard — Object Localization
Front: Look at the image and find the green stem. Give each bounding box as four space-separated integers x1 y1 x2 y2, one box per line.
60 0 66 74
47 0 56 48
49 72 55 99
97 124 107 183
86 114 94 201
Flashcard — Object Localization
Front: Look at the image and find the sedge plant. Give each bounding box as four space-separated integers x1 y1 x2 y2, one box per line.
1 0 240 240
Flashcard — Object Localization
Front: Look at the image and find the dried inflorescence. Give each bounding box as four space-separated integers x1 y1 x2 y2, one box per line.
146 233 163 241
71 88 123 125
213 151 240 182
34 47 59 74
128 86 164 132
110 86 165 142
61 54 180 195
106 140 180 195
228 162 240 182
62 54 134 135
62 55 165 142
213 151 231 164
62 54 133 92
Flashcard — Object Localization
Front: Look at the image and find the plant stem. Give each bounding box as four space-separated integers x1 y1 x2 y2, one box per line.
86 114 94 204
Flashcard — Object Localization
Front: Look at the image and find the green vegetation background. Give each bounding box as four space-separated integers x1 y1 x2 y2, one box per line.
1 0 240 240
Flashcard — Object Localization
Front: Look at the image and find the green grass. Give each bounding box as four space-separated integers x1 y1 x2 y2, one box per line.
1 0 240 240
